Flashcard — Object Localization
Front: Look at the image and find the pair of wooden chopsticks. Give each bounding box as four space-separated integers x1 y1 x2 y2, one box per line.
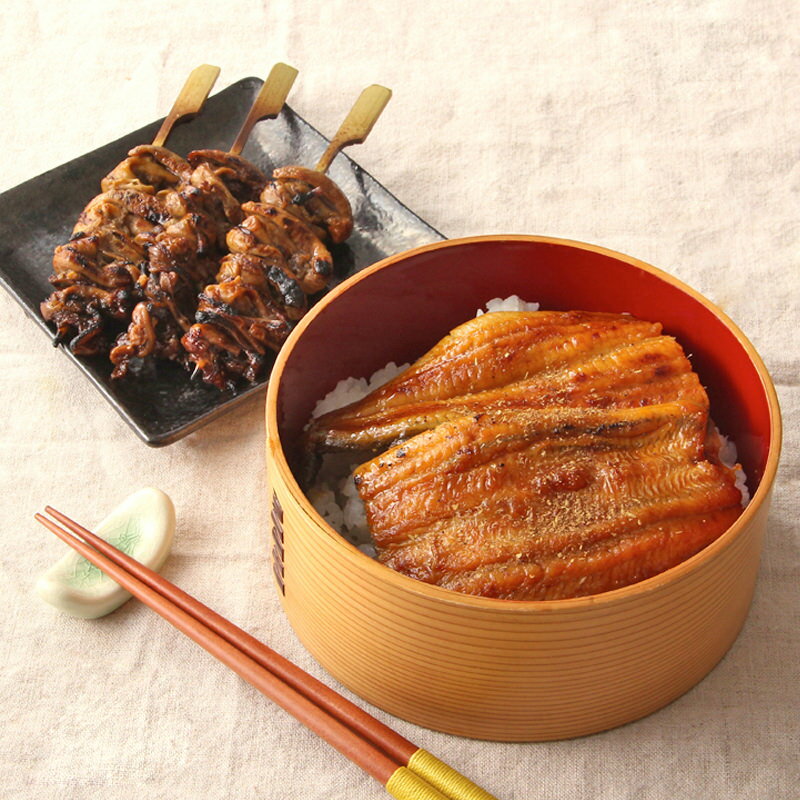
35 508 500 800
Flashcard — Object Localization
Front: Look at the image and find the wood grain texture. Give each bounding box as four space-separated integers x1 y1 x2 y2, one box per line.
315 85 392 173
265 236 781 741
151 65 220 148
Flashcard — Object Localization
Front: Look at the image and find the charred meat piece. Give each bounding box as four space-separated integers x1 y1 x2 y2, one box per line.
181 322 255 391
110 260 211 374
146 189 222 291
43 144 257 366
187 149 267 203
41 202 153 353
50 228 145 291
109 185 229 375
182 280 293 389
181 251 305 388
188 163 245 232
40 284 136 355
101 145 193 193
73 189 169 246
354 399 742 601
232 201 333 294
197 280 294 351
260 165 353 244
109 299 191 376
215 253 307 320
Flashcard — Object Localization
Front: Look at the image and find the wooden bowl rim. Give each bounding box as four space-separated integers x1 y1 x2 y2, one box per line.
266 234 783 614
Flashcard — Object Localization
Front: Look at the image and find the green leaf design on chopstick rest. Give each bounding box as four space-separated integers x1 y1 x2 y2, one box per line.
67 518 142 587
36 488 176 619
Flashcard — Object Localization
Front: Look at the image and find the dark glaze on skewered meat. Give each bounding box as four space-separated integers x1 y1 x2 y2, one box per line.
41 144 260 366
187 162 246 230
108 152 261 377
183 279 294 387
38 163 176 353
187 150 267 203
76 188 172 239
181 170 350 390
102 145 193 193
181 219 314 390
232 202 333 293
41 147 192 353
40 282 134 355
42 140 354 387
260 165 353 244
214 252 307 320
40 224 147 353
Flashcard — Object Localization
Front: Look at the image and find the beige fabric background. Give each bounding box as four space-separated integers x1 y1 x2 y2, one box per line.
1 1 797 798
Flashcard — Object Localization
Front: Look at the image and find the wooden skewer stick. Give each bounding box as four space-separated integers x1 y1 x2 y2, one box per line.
151 64 221 147
315 85 392 173
229 63 299 156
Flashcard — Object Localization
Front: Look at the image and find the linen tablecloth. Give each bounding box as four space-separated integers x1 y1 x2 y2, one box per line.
1 2 797 798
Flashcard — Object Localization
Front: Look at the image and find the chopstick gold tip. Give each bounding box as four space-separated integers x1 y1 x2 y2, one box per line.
386 767 451 800
406 750 500 800
33 511 398 786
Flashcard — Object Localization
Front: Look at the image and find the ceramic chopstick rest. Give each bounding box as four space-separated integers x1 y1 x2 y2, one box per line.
35 488 175 618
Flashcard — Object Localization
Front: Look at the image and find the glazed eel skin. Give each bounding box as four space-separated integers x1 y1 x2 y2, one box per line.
307 311 745 601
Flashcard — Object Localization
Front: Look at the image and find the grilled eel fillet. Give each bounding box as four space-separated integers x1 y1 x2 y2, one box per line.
307 310 744 600
308 311 697 451
354 401 742 600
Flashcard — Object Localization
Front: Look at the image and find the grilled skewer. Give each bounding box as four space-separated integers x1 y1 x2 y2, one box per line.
108 64 298 377
41 69 390 396
183 85 392 390
40 65 221 355
261 85 391 245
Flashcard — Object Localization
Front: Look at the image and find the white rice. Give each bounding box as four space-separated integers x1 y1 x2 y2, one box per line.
311 361 409 419
307 296 750 553
308 360 409 553
306 452 372 551
476 295 540 315
717 430 751 506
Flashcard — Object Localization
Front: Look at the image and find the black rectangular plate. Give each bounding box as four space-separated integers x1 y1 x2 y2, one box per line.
0 78 444 445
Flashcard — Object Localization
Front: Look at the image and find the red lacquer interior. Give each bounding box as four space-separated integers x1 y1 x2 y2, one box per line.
278 239 774 493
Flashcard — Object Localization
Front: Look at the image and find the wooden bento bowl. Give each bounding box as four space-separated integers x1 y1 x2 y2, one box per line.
265 235 781 741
